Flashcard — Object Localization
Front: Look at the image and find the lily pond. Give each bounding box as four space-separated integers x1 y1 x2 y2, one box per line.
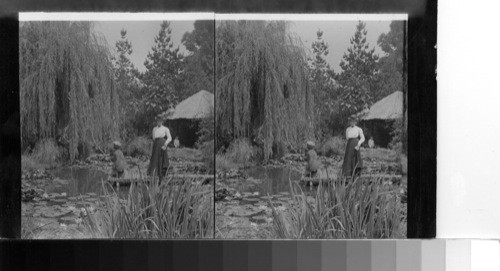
22 149 210 239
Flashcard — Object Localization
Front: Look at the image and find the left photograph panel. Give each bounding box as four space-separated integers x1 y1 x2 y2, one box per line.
19 13 215 239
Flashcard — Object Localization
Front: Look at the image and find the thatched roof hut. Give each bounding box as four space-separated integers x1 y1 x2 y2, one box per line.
358 91 403 148
166 90 214 147
168 90 214 120
362 91 403 120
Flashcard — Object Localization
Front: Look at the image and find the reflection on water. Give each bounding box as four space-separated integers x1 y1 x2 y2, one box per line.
241 166 303 195
48 167 126 197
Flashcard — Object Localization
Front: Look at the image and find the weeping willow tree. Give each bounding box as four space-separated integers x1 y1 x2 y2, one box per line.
216 21 314 160
19 21 119 160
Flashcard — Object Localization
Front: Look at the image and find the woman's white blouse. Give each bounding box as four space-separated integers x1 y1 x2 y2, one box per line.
152 125 172 145
346 126 365 145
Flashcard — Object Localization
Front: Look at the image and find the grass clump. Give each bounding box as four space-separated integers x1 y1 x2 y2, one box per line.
270 176 405 239
22 139 62 171
216 138 256 170
84 176 213 239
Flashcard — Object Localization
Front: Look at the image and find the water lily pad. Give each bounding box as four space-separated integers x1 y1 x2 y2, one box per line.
241 198 260 203
59 216 78 224
39 207 72 218
224 205 265 217
250 215 269 224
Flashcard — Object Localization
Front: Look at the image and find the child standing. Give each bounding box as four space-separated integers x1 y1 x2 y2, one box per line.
111 141 126 178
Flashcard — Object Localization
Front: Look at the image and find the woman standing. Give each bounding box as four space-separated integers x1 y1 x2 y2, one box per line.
342 116 365 177
147 117 172 181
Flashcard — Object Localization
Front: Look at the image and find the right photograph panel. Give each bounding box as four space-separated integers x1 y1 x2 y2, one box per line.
215 15 408 239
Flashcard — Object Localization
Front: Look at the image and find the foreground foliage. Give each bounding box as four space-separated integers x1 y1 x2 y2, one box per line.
271 176 404 239
85 177 213 238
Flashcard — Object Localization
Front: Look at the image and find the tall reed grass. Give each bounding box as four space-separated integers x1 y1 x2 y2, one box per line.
84 175 213 239
270 175 404 239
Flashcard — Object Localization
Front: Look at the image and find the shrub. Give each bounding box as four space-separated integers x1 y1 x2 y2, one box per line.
319 136 345 156
77 141 92 160
196 109 214 147
84 176 214 238
389 117 406 155
215 154 236 172
125 136 151 157
226 138 256 165
21 155 43 172
270 175 405 239
272 140 286 160
200 140 215 173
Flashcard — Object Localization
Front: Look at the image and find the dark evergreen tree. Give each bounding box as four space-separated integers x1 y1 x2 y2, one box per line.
180 20 214 100
141 21 184 118
336 21 379 116
376 21 405 100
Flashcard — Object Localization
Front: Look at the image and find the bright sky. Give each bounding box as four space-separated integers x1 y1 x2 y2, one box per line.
94 20 396 73
94 21 195 72
290 21 392 72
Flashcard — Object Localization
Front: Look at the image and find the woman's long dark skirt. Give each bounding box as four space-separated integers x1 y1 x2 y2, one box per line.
342 138 363 177
147 138 169 180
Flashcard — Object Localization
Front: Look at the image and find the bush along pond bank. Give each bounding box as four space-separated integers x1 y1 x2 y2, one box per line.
215 147 407 239
21 147 213 239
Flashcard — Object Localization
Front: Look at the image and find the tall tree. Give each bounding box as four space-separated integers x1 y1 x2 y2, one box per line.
376 21 405 100
336 21 379 116
141 21 184 118
19 22 119 160
114 29 141 139
378 21 407 152
180 20 214 100
216 21 314 159
309 30 337 137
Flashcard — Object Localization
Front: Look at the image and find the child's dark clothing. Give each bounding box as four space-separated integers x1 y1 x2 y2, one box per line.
305 149 321 177
112 149 126 178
